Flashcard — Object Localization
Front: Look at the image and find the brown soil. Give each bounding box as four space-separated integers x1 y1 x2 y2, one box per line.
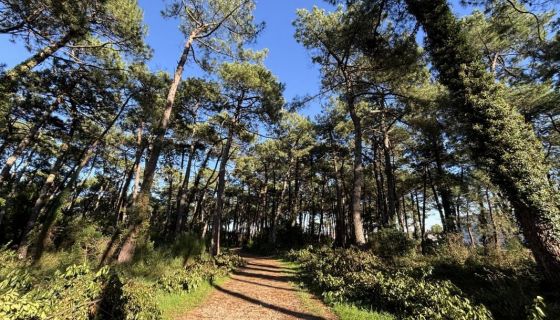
180 255 337 320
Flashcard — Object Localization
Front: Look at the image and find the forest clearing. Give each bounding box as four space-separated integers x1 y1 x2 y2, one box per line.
0 0 559 319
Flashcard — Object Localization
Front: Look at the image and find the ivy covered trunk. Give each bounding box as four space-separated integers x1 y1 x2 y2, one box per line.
404 0 560 283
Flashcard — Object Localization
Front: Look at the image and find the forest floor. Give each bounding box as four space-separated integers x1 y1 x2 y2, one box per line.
179 255 336 320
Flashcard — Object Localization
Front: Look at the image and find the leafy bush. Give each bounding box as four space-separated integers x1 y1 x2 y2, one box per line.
369 229 416 258
0 262 111 320
157 251 245 293
287 246 493 320
0 244 246 320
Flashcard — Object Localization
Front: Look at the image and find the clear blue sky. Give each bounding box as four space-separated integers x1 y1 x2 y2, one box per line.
137 0 330 117
0 0 471 117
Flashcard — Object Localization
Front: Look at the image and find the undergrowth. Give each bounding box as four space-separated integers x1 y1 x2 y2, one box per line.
0 231 245 320
286 237 559 320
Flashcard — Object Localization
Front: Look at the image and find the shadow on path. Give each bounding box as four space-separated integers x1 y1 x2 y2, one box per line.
213 285 327 320
232 270 295 282
229 277 300 292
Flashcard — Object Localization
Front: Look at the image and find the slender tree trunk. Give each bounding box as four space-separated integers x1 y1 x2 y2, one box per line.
401 196 410 235
211 126 234 256
348 103 366 245
373 145 388 226
410 193 421 239
465 198 476 247
175 143 196 235
429 172 446 231
333 155 346 247
430 130 458 232
270 171 289 245
421 168 428 254
292 160 300 225
185 147 213 229
117 123 144 224
117 31 198 263
189 149 221 231
17 141 70 259
381 110 398 228
486 188 499 250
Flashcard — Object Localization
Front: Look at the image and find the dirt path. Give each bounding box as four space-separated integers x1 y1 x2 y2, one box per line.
180 255 336 320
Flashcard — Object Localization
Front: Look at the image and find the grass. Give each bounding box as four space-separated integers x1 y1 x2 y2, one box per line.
155 276 228 320
332 303 395 320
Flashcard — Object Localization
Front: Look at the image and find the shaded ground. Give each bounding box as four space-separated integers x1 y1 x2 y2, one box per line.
181 255 336 320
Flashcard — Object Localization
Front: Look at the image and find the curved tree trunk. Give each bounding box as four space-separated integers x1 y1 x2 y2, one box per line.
3 30 79 83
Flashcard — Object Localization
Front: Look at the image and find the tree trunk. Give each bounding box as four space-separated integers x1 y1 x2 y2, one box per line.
381 109 398 228
406 0 560 282
211 126 234 256
175 143 196 235
117 31 197 263
189 148 221 231
410 193 421 239
185 147 213 228
332 155 346 247
17 141 70 259
270 171 289 245
117 123 144 224
348 103 366 245
421 168 428 254
486 188 499 250
3 30 79 82
428 126 458 232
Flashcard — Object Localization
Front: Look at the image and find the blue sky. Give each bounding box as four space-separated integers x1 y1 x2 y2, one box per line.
137 0 328 117
0 0 471 117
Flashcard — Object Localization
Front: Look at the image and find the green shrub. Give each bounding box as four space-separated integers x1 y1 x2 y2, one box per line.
0 263 110 320
0 246 246 320
369 229 416 258
120 281 162 320
156 252 245 293
288 246 493 320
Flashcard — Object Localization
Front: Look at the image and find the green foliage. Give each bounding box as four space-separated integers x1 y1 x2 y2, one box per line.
0 246 245 319
157 252 244 293
527 296 547 320
287 246 493 320
0 260 111 320
369 229 416 258
119 281 162 320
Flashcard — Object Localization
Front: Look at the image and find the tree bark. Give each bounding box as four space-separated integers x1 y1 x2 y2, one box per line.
117 123 145 224
348 101 366 245
211 126 234 256
175 143 196 235
270 170 290 245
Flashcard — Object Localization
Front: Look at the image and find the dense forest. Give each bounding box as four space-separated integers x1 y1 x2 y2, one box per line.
0 0 559 319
